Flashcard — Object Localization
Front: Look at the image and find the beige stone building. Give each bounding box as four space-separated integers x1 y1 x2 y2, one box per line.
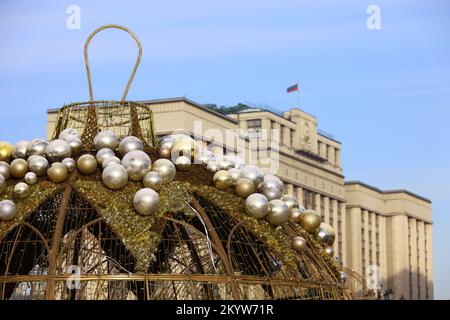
46 97 433 299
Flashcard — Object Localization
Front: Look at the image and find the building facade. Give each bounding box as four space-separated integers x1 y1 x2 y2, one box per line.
46 97 433 299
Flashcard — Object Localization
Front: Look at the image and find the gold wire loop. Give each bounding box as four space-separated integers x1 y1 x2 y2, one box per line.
84 24 142 103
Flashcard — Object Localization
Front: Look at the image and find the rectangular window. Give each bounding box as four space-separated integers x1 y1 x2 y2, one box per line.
247 119 262 139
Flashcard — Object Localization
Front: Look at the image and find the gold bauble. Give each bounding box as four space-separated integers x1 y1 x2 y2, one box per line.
158 147 171 159
289 208 304 223
324 246 334 257
291 236 307 252
77 154 97 175
213 170 233 190
47 162 68 183
13 182 30 199
299 209 321 233
0 141 14 162
10 159 28 179
235 178 255 199
315 223 336 246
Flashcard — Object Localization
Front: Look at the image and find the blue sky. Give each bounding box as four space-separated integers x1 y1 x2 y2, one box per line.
0 0 449 299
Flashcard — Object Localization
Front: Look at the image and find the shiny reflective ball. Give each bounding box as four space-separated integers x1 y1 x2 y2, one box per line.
291 236 307 252
10 159 28 179
102 156 121 169
102 163 128 190
96 148 115 166
245 193 269 219
133 188 160 216
281 194 299 212
27 155 49 177
299 209 321 233
14 182 30 199
46 139 72 163
262 174 283 191
158 135 175 158
152 159 176 184
0 141 14 162
175 156 191 171
170 136 199 161
94 130 119 151
0 200 17 221
289 207 305 223
235 178 255 199
266 199 289 226
206 161 221 173
62 158 76 172
213 170 233 190
262 186 282 200
315 223 336 246
24 172 38 185
240 164 264 187
118 136 144 157
77 154 97 175
228 168 242 185
47 162 68 183
0 161 10 179
59 128 81 141
0 174 6 194
324 246 334 257
26 139 48 157
65 136 83 156
13 141 29 159
143 171 163 191
121 150 152 181
195 150 215 165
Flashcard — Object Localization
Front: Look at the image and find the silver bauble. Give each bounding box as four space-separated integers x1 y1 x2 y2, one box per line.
65 136 83 156
240 164 264 187
94 130 119 151
0 200 17 221
170 136 199 161
281 194 299 212
26 139 48 157
102 156 121 169
228 168 242 185
46 139 72 163
218 155 235 170
0 174 5 194
96 148 115 166
0 161 10 179
14 182 30 199
13 140 29 159
143 171 163 191
206 161 221 173
175 156 191 171
118 136 144 157
340 271 348 284
24 172 38 185
289 207 305 223
262 186 282 200
27 155 49 176
315 223 336 246
102 163 128 190
152 159 176 184
133 188 160 216
262 174 283 191
62 158 76 172
266 199 289 226
195 150 215 165
245 193 269 219
59 128 81 141
158 135 175 159
121 150 152 181
291 236 307 252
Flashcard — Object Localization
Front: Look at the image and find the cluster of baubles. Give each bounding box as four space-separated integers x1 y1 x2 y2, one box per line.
1 130 336 257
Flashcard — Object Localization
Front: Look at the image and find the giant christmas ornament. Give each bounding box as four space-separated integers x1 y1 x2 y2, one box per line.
206 161 221 173
143 171 163 191
47 162 68 183
102 163 128 190
0 200 16 221
289 207 305 223
175 156 191 171
261 185 282 200
152 159 176 184
13 182 30 199
96 148 115 166
121 150 152 181
261 174 283 191
240 164 264 187
315 223 336 246
227 168 242 185
213 170 233 190
245 193 269 219
235 178 255 199
46 139 72 163
266 199 289 226
133 188 160 216
158 135 175 158
282 194 299 212
0 141 14 162
26 139 48 157
102 156 121 169
324 246 334 257
24 172 38 185
77 154 97 175
118 136 144 157
10 159 28 179
62 158 76 172
218 155 235 170
13 140 29 159
59 128 81 141
0 161 10 179
170 136 199 161
196 150 215 165
299 209 321 233
94 130 119 151
65 136 83 156
292 236 307 252
28 155 49 176
0 174 5 194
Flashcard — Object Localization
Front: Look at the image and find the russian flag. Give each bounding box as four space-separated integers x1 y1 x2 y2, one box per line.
286 83 299 93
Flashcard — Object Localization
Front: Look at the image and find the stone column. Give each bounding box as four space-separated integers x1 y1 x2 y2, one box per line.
295 186 303 206
378 215 388 293
417 221 426 300
314 193 321 217
335 148 341 168
347 207 362 275
331 199 339 255
363 210 370 277
425 223 434 300
286 183 294 196
370 213 377 268
409 218 418 299
339 202 347 267
323 196 330 225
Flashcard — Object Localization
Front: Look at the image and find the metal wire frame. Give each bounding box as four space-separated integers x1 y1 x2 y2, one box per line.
0 187 347 300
